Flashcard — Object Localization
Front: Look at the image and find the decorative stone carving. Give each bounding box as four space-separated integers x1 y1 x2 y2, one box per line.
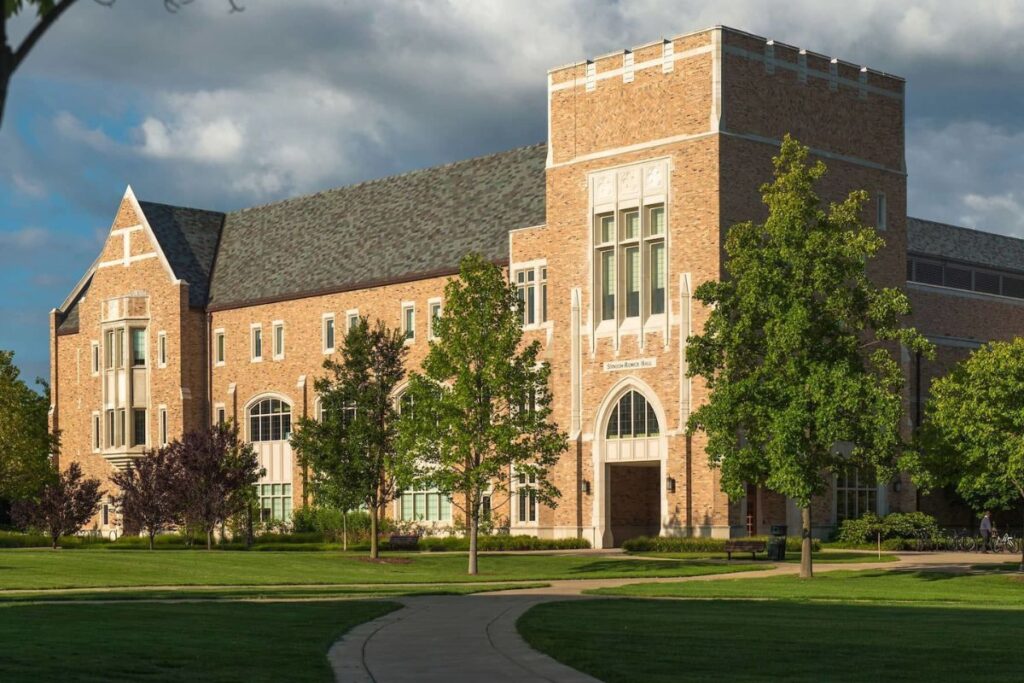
617 167 640 199
594 172 615 203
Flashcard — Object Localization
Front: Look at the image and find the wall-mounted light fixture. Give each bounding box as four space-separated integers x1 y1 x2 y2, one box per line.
666 477 676 494
582 480 591 496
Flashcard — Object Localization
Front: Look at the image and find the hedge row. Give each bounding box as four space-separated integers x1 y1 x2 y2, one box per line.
417 535 591 552
621 535 821 553
0 530 590 552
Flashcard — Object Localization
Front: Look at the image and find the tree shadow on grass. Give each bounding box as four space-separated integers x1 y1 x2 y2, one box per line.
519 598 1024 683
565 559 750 575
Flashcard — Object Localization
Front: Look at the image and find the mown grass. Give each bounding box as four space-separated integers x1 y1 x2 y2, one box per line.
0 582 547 604
0 550 765 590
630 550 899 564
587 568 1024 605
518 594 1024 683
0 600 398 682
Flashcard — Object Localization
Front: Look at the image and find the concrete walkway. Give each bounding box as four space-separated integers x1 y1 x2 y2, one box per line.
329 550 1009 682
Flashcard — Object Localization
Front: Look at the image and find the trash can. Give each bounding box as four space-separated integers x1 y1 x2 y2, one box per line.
767 525 787 561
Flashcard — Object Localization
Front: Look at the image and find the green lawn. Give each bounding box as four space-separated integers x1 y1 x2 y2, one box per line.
631 551 898 564
518 596 1024 683
588 569 1024 606
0 550 765 590
0 582 547 604
0 600 397 682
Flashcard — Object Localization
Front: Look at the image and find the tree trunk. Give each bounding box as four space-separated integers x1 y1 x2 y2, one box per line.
468 509 479 575
206 527 213 550
246 503 254 549
800 505 813 579
51 530 59 550
148 531 155 551
1019 505 1023 573
369 506 379 559
342 510 348 552
0 71 9 132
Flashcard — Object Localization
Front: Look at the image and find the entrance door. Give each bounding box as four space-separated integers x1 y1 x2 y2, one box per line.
608 462 661 546
745 484 760 536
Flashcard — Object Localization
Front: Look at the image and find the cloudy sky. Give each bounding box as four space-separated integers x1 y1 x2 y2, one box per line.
2 0 1023 383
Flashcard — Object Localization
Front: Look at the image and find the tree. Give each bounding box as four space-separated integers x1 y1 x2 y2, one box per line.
291 317 412 559
685 136 931 578
1 0 244 130
13 461 101 548
0 350 55 500
168 422 262 550
400 254 568 575
110 447 176 550
914 339 1024 571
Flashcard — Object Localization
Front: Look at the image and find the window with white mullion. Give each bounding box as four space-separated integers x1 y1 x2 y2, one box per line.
646 205 666 315
594 204 666 325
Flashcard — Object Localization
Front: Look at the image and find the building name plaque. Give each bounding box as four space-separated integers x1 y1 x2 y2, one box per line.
603 357 657 372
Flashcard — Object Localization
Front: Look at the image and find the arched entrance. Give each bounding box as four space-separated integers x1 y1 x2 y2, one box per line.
246 395 294 523
593 381 668 548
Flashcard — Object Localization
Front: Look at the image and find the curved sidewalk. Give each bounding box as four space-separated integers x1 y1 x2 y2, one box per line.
329 551 1002 682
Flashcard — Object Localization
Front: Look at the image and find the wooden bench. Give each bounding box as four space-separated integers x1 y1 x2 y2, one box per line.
387 534 420 550
724 540 766 561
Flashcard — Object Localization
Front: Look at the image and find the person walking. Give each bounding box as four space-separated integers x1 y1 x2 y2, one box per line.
980 511 993 553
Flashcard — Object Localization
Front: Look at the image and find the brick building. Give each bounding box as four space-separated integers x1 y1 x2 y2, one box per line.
49 26 1023 545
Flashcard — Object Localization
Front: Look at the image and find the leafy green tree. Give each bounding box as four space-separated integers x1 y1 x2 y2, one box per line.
400 254 568 575
291 317 411 559
686 136 930 578
914 339 1024 571
0 350 55 500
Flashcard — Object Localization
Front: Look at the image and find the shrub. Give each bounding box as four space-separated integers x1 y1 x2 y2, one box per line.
621 535 820 553
416 535 590 552
289 507 384 542
835 512 940 544
0 530 110 549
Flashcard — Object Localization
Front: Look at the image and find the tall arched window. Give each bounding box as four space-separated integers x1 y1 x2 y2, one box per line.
606 390 659 439
248 398 292 442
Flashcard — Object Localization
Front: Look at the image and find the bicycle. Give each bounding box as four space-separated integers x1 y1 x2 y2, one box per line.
951 528 976 552
992 531 1018 554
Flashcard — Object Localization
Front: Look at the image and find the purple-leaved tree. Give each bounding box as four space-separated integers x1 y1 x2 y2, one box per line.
13 461 102 549
110 447 178 550
168 423 262 550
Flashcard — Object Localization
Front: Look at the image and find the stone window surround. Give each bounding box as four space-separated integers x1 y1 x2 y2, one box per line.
588 158 671 350
250 323 263 363
157 331 168 368
511 259 551 331
401 301 415 343
272 320 285 361
322 313 335 354
427 297 442 340
214 328 226 366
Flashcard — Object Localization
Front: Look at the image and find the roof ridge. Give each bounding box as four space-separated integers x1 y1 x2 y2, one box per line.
228 142 547 217
909 215 1021 242
137 199 226 217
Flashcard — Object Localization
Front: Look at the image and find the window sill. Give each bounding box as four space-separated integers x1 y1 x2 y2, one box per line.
251 357 263 363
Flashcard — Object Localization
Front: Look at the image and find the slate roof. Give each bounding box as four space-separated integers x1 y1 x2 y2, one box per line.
907 217 1024 273
206 143 547 309
138 201 226 308
56 278 89 335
